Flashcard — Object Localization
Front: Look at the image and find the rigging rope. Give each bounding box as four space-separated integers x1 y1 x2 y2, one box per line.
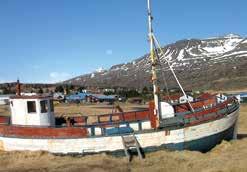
153 40 171 101
152 33 195 112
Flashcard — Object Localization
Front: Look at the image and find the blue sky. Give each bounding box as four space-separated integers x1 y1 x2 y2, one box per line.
0 0 246 83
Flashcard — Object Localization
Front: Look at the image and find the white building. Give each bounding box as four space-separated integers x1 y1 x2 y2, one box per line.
179 95 194 104
21 92 37 96
216 93 227 103
0 95 14 105
53 92 65 100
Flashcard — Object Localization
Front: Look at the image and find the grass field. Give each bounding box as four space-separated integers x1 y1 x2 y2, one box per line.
0 103 246 172
0 102 148 116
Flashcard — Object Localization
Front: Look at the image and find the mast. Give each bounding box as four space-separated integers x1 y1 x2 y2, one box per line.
147 0 161 122
147 0 194 113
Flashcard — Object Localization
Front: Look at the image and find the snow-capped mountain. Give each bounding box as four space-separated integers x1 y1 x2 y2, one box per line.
65 34 247 90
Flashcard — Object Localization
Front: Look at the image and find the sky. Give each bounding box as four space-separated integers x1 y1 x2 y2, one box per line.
0 0 246 83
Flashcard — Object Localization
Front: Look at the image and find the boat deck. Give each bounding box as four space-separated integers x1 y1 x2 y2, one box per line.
0 97 240 139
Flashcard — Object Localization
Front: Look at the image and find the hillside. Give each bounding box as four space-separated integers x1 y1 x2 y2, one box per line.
65 34 247 91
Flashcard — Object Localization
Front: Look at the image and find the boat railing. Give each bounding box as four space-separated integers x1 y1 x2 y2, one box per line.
0 116 10 125
184 98 239 126
97 110 150 122
160 97 239 128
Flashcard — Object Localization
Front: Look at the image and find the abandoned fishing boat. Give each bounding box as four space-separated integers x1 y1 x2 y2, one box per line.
0 0 240 155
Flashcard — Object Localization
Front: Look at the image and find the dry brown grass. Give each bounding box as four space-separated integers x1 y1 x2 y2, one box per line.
55 103 148 124
0 104 247 172
0 105 10 116
54 102 148 116
0 102 148 121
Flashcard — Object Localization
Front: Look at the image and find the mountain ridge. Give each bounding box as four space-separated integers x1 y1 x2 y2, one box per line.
64 34 247 91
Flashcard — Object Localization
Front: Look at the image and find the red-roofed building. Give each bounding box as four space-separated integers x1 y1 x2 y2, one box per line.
197 93 215 100
163 95 182 103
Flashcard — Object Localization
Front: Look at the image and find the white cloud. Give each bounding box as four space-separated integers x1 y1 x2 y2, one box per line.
49 72 72 83
106 49 113 55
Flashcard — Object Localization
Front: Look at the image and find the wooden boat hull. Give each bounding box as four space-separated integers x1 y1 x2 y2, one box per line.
0 107 239 154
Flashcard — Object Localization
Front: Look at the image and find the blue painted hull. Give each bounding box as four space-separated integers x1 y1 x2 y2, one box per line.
143 122 235 153
183 124 235 152
109 122 236 157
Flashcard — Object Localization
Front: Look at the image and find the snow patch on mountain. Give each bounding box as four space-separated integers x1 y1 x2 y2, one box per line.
201 38 242 55
95 67 105 73
91 73 95 78
177 49 185 61
242 39 247 44
64 34 247 90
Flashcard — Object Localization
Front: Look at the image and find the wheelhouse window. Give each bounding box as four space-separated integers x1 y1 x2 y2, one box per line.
27 101 36 113
50 100 54 112
40 100 48 113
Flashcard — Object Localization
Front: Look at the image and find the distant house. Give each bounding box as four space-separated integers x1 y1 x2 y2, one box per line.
128 97 143 104
197 93 214 100
21 92 37 96
0 94 15 105
230 92 247 103
163 94 194 104
240 93 247 103
216 93 227 103
229 94 241 103
118 96 126 102
81 89 88 93
66 93 89 103
195 92 218 107
65 93 117 103
179 95 194 104
87 94 117 103
103 88 115 93
163 95 181 104
53 92 65 101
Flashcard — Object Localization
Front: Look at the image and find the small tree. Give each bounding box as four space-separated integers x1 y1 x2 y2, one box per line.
126 89 140 98
44 88 49 93
77 86 86 93
2 87 9 94
65 85 70 95
55 85 64 93
69 85 74 90
103 91 115 95
38 88 43 94
142 86 149 95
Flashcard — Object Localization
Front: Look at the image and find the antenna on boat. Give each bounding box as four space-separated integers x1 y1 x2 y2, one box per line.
147 0 161 122
16 78 21 96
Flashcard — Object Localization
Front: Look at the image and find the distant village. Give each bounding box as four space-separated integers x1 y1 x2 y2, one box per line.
0 82 247 106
